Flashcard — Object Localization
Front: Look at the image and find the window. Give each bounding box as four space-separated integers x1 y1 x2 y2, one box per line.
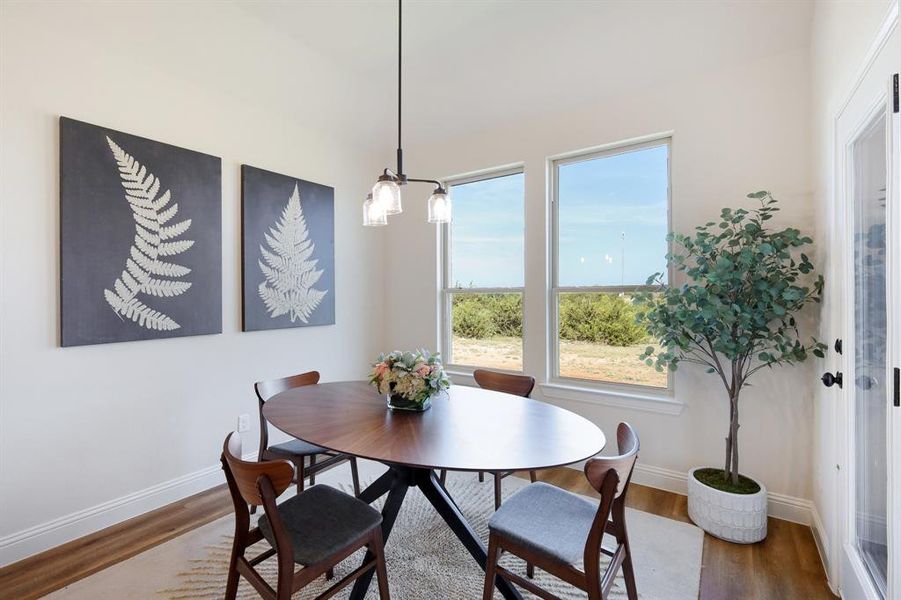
551 138 671 390
441 169 524 371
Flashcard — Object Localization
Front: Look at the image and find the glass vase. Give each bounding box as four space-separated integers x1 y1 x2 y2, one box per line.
386 393 432 412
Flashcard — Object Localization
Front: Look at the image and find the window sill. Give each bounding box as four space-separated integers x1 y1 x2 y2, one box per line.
538 382 683 416
446 366 523 381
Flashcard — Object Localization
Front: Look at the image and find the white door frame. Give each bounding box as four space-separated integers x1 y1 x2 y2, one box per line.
836 92 892 600
831 4 900 597
888 69 901 599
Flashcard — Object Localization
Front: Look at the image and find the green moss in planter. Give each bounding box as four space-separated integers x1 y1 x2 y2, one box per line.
693 468 761 495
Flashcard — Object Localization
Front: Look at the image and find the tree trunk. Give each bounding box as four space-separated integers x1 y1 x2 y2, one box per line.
723 393 741 485
724 400 733 476
729 394 740 485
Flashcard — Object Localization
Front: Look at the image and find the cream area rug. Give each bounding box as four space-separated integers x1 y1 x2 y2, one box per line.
46 460 702 599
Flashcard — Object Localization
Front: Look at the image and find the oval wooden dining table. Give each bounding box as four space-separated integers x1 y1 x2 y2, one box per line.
263 380 606 600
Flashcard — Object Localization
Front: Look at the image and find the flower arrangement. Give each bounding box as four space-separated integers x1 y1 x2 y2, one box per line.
369 349 450 411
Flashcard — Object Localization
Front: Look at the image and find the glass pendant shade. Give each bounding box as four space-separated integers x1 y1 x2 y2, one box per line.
362 193 387 226
427 189 452 223
372 178 402 215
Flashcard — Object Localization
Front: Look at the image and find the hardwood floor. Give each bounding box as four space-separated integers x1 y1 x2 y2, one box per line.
0 487 232 600
0 467 834 599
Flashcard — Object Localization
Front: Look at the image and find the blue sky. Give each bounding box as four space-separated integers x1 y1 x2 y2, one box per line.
450 173 525 288
450 145 669 288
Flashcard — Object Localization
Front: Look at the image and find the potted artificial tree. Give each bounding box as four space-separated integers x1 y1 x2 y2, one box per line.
637 192 824 543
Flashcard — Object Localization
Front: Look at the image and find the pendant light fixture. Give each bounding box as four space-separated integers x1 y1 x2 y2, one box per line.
363 0 451 226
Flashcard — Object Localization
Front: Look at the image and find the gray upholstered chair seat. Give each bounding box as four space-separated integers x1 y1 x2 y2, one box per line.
488 481 597 566
267 438 327 457
258 485 382 566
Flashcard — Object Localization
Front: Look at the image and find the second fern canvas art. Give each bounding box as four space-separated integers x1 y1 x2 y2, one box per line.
241 165 335 331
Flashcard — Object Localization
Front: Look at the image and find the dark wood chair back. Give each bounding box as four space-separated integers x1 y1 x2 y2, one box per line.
584 422 640 498
222 432 294 507
255 371 321 403
254 371 320 453
472 369 535 397
582 422 639 590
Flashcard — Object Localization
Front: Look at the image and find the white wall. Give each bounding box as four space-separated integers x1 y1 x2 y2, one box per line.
0 1 386 564
2 0 889 572
384 44 819 511
809 0 895 589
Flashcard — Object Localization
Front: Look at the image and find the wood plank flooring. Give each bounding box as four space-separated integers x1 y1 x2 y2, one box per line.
0 487 232 600
0 467 834 599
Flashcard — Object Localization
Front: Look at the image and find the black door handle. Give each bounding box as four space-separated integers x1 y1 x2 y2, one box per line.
834 338 842 354
822 372 843 388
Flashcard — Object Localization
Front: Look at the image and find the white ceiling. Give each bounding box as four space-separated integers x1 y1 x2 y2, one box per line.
239 0 813 147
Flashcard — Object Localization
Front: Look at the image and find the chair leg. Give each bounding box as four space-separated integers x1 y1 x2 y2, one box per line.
295 457 305 495
309 454 317 486
276 547 294 600
350 456 361 497
372 527 391 599
479 471 485 483
493 473 503 511
439 469 447 486
326 567 335 581
621 544 638 600
612 498 637 600
529 470 537 483
482 533 501 600
224 538 242 600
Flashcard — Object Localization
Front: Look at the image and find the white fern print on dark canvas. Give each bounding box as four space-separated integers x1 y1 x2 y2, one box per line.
103 137 193 330
258 184 328 323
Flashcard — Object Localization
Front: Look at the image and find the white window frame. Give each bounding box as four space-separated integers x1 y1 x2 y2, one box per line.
548 134 674 395
439 165 526 374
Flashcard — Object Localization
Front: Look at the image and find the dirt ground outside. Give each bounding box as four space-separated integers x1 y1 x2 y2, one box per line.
450 336 667 388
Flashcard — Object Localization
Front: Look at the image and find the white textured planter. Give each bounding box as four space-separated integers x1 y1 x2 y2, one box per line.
687 467 767 543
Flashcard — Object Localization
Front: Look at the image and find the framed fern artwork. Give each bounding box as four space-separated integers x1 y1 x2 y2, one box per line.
241 165 335 332
60 117 222 347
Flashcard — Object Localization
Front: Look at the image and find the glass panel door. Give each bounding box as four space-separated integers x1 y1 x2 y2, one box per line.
852 109 889 597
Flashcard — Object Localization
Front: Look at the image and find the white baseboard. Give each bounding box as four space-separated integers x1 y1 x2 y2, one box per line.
569 462 814 526
765 490 813 525
0 452 256 567
809 504 838 595
631 463 690 495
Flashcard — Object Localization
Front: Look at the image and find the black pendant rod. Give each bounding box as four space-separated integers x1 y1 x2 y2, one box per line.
382 0 444 195
396 0 404 177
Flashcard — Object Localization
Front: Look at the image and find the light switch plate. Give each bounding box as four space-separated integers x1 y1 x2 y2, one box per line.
237 414 250 433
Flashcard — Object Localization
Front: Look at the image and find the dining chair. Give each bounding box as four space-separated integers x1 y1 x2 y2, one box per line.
221 432 390 600
482 422 640 600
256 371 361 498
438 369 538 510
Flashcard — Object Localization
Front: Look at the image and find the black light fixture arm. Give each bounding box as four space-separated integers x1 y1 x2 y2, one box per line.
382 168 446 193
407 177 447 194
